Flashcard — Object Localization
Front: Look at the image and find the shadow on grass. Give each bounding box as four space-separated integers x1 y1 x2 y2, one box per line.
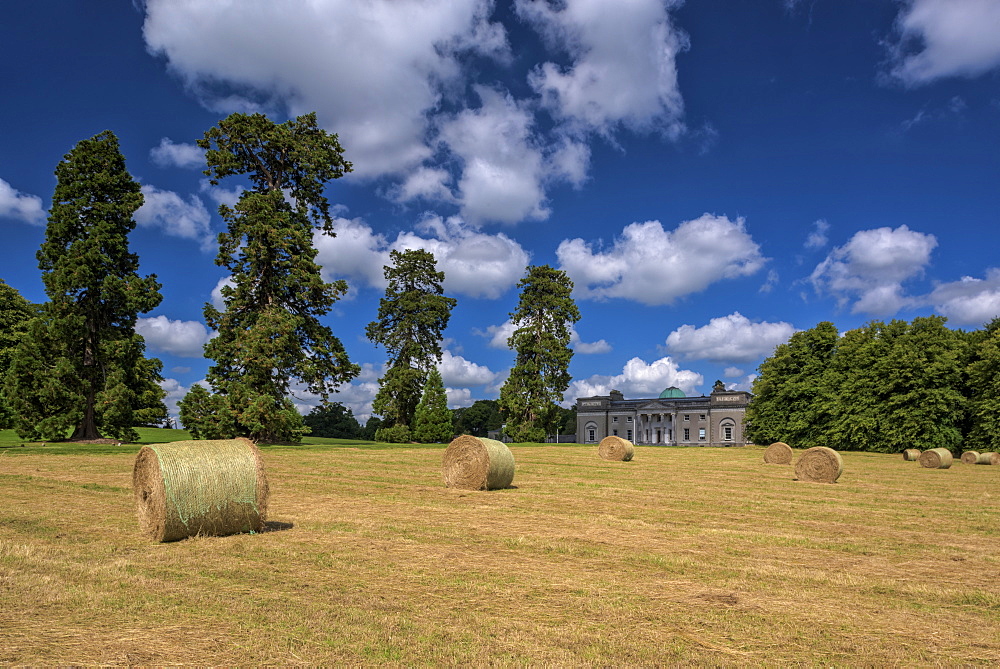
263 520 295 533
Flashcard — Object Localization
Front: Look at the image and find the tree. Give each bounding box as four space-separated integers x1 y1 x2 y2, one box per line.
178 383 234 440
366 249 456 443
412 368 453 443
5 131 166 442
744 322 840 447
499 265 580 443
959 318 1000 451
198 112 359 443
0 280 35 428
303 402 361 439
453 399 502 437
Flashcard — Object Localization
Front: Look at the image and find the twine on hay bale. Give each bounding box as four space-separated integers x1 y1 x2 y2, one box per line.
902 449 921 461
794 446 843 483
598 435 634 462
133 437 269 542
763 442 793 465
918 448 953 469
442 435 515 491
961 451 981 465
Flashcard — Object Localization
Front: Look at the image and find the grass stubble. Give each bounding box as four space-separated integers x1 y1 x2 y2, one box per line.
1 436 998 666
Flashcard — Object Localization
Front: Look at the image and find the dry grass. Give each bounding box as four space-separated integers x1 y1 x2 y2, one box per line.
2 444 999 665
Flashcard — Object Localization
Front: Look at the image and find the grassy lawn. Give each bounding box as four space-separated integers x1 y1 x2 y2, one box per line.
1 434 999 665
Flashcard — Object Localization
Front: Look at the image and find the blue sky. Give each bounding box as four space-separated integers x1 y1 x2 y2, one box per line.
2 0 999 422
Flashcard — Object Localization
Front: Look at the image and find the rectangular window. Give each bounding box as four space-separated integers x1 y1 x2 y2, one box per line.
627 429 633 441
612 416 618 422
627 416 633 423
724 426 733 441
612 429 618 436
699 414 706 421
683 414 690 421
699 428 706 441
588 429 596 442
683 428 690 441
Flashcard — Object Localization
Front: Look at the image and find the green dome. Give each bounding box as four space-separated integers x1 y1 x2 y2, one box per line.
658 386 685 399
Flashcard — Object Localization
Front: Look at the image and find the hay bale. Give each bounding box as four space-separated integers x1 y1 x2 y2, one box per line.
763 441 793 465
902 449 921 461
918 448 953 469
598 435 634 461
442 435 515 490
987 453 1000 466
133 437 269 542
794 446 843 483
974 452 996 465
961 451 981 465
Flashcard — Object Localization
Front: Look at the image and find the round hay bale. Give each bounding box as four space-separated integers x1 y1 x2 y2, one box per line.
598 435 634 462
902 449 921 461
918 448 953 469
974 452 995 464
442 435 515 490
763 441 793 465
133 437 269 542
988 452 1000 466
961 451 981 465
794 446 843 483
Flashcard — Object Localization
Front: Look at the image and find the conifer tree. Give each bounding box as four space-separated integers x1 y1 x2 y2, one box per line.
196 112 359 443
5 131 165 442
0 280 36 428
366 249 456 443
499 265 580 443
413 368 453 443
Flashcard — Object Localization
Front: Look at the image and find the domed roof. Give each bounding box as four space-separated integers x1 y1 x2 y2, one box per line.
658 386 686 399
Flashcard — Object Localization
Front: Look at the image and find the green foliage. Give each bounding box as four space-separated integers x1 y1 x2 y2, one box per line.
366 249 456 431
303 402 361 439
360 415 383 441
959 318 1000 451
198 112 359 443
499 265 580 442
4 131 165 442
412 369 453 443
374 424 411 444
0 280 35 428
177 383 235 440
452 399 502 437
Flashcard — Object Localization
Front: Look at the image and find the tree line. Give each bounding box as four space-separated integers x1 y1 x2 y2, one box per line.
0 112 582 444
745 316 1000 454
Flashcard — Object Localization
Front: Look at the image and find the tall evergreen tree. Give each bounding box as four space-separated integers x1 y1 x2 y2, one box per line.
177 382 233 440
744 322 840 447
0 280 36 428
5 132 165 442
412 368 453 443
196 112 359 443
366 249 456 443
499 265 580 443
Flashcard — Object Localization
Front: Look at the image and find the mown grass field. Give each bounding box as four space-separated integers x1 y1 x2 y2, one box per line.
2 430 999 665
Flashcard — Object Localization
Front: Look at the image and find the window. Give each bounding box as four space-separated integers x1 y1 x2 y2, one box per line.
588 429 596 442
683 414 690 421
699 414 706 421
612 429 618 436
627 416 633 423
627 429 633 441
612 416 618 422
699 428 706 441
724 426 733 441
683 428 690 441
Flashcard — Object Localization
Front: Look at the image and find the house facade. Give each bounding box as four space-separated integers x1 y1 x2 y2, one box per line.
575 381 751 447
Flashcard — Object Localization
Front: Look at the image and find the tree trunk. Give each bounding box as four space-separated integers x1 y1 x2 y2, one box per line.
70 386 102 440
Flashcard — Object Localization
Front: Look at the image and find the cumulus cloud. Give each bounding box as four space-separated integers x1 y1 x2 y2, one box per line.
805 219 829 249
136 315 213 357
149 137 204 169
287 363 383 421
926 269 1000 326
664 312 798 363
888 0 1000 85
135 185 214 249
809 224 937 315
557 214 766 305
566 356 703 404
478 318 609 354
314 214 529 299
142 0 508 178
0 178 45 225
516 0 687 137
211 276 235 310
437 350 497 387
159 377 190 423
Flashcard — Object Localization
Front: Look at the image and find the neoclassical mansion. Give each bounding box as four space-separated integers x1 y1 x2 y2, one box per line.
575 381 751 447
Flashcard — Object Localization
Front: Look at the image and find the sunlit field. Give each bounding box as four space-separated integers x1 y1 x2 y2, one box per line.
2 432 999 665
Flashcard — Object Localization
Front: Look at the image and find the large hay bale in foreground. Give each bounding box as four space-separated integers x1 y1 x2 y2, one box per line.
133 437 269 542
763 442 793 465
442 435 515 490
794 446 843 483
918 448 953 469
598 435 634 461
961 451 981 465
902 449 921 461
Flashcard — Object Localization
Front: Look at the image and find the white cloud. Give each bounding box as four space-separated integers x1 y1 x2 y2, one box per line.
0 178 45 225
437 350 497 387
135 185 214 249
888 0 1000 85
805 219 829 249
516 0 687 137
136 315 213 357
142 0 509 179
315 214 529 299
573 333 612 355
566 356 703 403
446 387 475 409
437 86 550 224
288 363 382 421
723 367 744 378
389 167 455 204
664 312 798 363
211 276 235 310
159 377 190 423
149 137 204 169
479 318 609 354
809 224 937 315
926 269 1000 326
557 214 766 305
